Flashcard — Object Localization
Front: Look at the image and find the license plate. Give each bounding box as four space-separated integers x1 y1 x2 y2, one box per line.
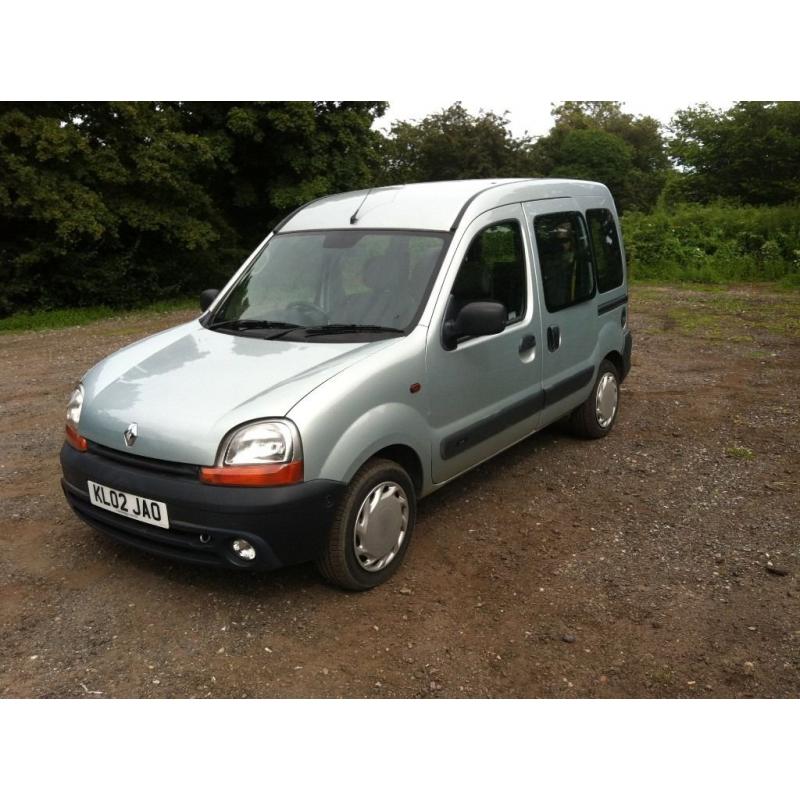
87 480 170 529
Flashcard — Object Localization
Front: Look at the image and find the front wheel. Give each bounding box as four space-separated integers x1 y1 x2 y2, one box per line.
316 458 416 591
570 359 620 438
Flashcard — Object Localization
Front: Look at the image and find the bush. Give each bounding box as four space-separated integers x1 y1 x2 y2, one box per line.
622 202 800 285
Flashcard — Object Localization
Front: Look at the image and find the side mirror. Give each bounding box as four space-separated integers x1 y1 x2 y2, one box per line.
443 300 507 350
199 289 220 312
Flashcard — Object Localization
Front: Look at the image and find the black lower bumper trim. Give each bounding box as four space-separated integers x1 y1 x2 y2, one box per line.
60 443 345 571
621 331 633 381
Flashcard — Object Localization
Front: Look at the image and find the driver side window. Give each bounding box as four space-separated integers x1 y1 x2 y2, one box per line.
449 220 526 324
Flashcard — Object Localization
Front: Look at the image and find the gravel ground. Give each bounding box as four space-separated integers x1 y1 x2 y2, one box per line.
1 285 798 698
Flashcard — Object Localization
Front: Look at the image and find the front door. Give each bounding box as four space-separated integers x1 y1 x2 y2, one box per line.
524 198 599 425
427 205 542 484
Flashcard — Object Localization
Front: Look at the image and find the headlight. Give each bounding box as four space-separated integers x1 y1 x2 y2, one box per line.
66 384 84 430
222 420 299 465
65 384 88 452
200 419 303 487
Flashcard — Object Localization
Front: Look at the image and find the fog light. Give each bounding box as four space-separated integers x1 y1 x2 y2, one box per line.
231 538 256 561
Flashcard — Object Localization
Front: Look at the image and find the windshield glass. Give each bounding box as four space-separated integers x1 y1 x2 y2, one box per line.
209 229 450 333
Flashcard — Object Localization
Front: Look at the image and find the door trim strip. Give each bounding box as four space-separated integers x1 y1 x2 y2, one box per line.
440 390 545 460
440 366 595 460
597 294 628 315
543 365 595 406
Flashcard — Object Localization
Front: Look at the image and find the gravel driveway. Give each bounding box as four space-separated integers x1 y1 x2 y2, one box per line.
1 285 798 697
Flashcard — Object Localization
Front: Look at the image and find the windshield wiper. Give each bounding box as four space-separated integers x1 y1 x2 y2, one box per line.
207 319 301 332
301 324 405 338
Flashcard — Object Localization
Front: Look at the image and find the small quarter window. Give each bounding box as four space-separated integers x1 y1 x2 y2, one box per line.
587 208 624 293
449 220 526 325
533 212 595 312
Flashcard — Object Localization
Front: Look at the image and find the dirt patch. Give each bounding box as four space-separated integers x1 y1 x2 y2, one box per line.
0 288 798 698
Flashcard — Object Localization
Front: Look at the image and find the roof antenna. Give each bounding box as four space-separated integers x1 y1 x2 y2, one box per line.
350 187 372 225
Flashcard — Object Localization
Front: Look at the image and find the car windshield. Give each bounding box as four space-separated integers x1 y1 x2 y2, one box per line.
208 229 450 335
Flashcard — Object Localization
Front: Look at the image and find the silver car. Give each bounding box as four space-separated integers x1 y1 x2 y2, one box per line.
61 178 632 590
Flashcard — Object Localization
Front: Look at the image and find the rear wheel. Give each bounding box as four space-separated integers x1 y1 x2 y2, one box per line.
570 359 620 438
316 458 416 591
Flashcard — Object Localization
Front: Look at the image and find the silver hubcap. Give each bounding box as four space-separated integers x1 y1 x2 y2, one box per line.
595 372 618 428
353 481 409 572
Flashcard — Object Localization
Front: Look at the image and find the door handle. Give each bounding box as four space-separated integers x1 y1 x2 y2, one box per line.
519 334 536 353
547 325 561 352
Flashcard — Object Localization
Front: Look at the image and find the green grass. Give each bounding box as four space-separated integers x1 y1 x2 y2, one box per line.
632 283 800 342
629 278 731 292
0 298 196 334
726 446 755 460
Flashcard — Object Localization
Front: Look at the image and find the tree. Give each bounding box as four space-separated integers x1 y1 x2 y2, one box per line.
547 128 634 191
669 101 800 205
380 102 538 184
531 101 671 212
175 101 387 248
0 101 227 314
0 101 388 315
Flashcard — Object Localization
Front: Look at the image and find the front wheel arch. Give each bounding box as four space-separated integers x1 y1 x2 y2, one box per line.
370 444 424 494
316 457 417 591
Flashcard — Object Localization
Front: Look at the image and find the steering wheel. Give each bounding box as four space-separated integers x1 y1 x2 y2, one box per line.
285 300 329 325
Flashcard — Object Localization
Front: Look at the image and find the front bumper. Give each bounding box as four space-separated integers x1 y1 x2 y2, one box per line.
60 442 345 571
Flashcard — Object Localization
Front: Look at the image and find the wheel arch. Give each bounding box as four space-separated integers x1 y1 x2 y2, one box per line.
311 401 432 493
602 349 625 380
368 444 424 494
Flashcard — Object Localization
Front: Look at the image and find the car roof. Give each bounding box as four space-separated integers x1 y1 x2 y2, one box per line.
277 178 610 234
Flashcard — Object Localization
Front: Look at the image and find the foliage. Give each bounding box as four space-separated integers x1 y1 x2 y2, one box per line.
380 102 537 183
546 128 634 190
2 100 800 317
0 101 386 315
622 202 800 285
669 102 800 205
175 101 386 248
0 102 232 315
530 102 671 212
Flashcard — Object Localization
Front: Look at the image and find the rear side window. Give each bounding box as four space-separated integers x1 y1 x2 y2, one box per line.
587 208 624 293
450 221 527 324
533 212 595 312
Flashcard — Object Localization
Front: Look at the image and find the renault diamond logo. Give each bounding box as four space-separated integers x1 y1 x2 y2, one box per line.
124 422 138 447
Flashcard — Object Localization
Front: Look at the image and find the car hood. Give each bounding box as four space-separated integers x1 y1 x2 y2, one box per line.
79 321 395 465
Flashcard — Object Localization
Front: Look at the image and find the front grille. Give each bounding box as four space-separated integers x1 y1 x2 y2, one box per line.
88 441 200 479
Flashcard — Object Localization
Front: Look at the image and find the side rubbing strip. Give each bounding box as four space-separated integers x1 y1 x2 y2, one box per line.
543 366 595 406
441 390 545 460
440 366 596 461
597 294 628 315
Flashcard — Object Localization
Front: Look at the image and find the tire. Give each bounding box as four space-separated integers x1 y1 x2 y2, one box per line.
570 359 621 439
316 458 416 591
